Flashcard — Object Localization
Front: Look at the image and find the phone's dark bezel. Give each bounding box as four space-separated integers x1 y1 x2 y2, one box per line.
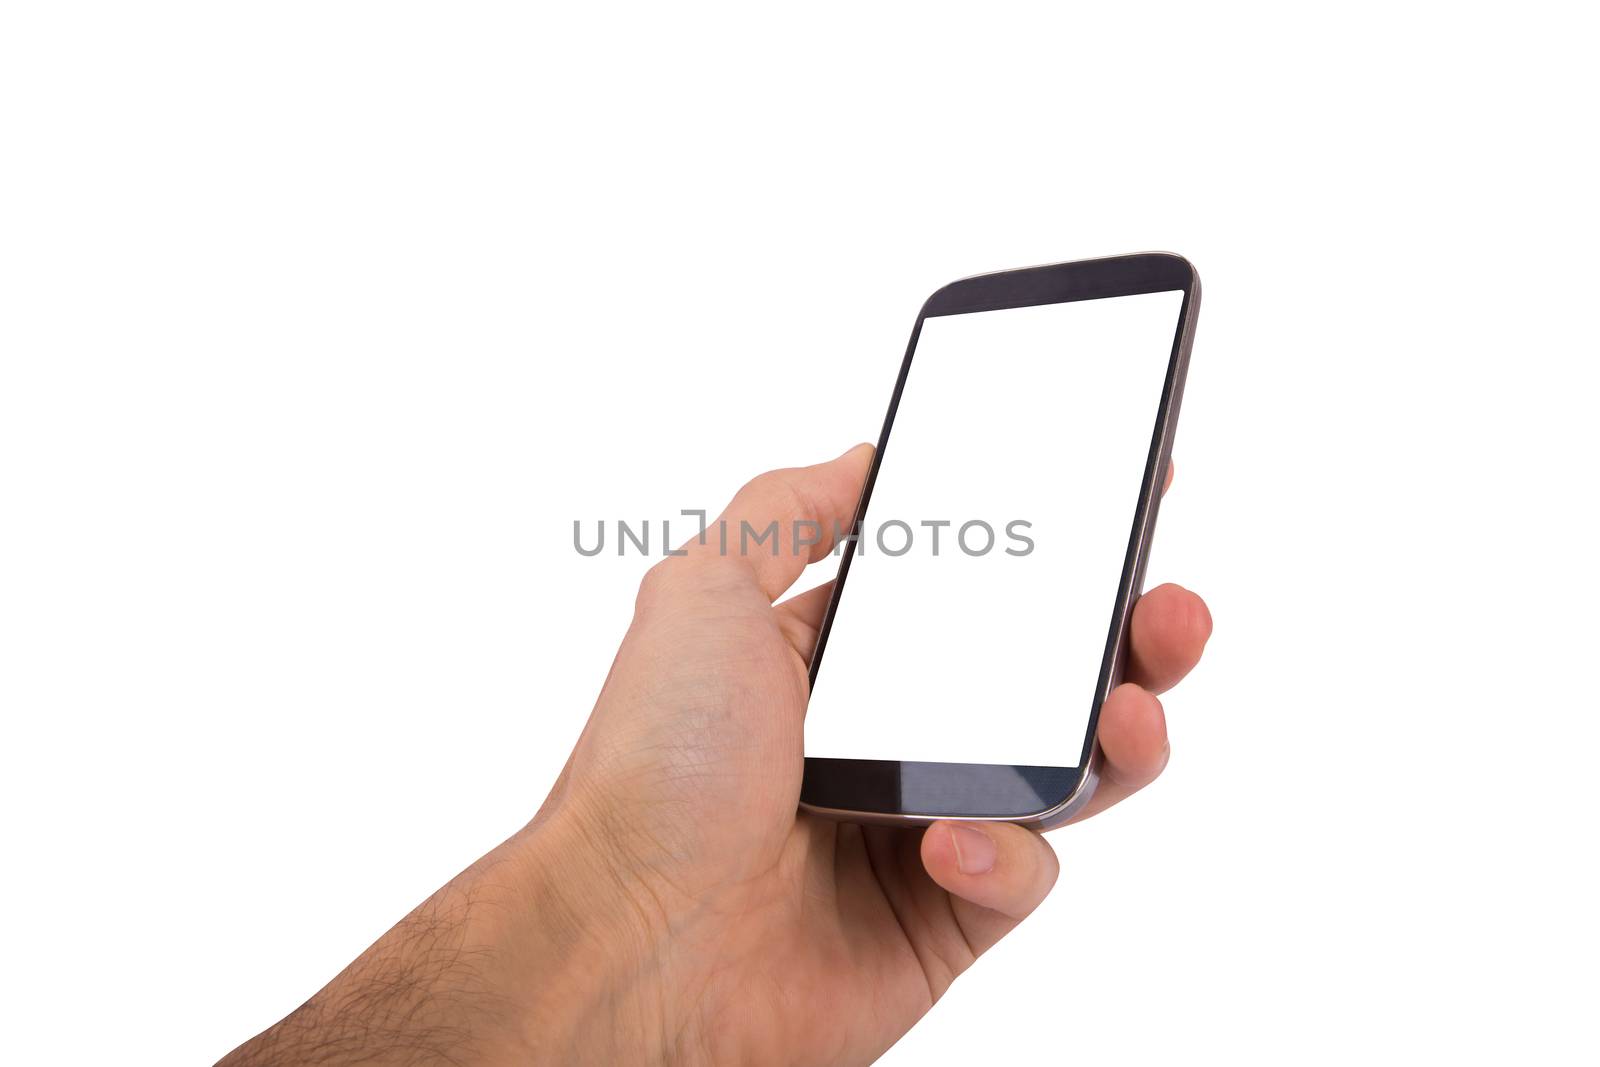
800 252 1201 825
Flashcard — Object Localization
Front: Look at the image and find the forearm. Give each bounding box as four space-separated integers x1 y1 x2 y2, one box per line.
216 814 676 1066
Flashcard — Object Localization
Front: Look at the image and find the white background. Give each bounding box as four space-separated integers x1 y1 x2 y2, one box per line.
808 293 1184 767
1 3 1596 1064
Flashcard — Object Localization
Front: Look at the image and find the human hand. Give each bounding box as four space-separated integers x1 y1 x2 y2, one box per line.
220 444 1211 1066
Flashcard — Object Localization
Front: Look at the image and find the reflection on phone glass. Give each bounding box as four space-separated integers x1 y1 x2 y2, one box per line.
804 289 1185 768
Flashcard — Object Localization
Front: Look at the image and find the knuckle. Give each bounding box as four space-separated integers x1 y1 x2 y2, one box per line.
635 558 681 608
742 468 812 525
635 555 745 612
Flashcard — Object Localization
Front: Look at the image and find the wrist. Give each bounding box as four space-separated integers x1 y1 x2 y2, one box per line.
501 807 679 1062
505 793 736 1063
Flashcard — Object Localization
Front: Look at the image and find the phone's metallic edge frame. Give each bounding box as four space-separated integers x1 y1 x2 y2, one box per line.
799 253 1202 832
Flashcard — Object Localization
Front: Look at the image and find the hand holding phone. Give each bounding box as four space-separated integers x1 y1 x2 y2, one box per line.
220 255 1211 1066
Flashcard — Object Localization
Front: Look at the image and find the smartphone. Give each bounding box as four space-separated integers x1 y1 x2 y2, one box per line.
800 253 1200 829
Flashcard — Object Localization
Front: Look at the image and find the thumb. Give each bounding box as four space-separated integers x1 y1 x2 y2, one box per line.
920 820 1060 955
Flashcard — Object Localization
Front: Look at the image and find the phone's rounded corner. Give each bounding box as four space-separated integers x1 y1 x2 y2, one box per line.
1020 755 1102 832
1132 250 1200 293
1141 249 1197 271
915 281 961 320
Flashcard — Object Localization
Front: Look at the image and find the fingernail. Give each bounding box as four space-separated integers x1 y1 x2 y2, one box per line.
948 824 997 875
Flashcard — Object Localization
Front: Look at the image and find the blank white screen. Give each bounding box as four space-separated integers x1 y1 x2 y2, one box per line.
804 289 1184 767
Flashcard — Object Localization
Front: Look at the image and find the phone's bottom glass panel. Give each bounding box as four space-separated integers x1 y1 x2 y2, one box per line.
802 758 1082 819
